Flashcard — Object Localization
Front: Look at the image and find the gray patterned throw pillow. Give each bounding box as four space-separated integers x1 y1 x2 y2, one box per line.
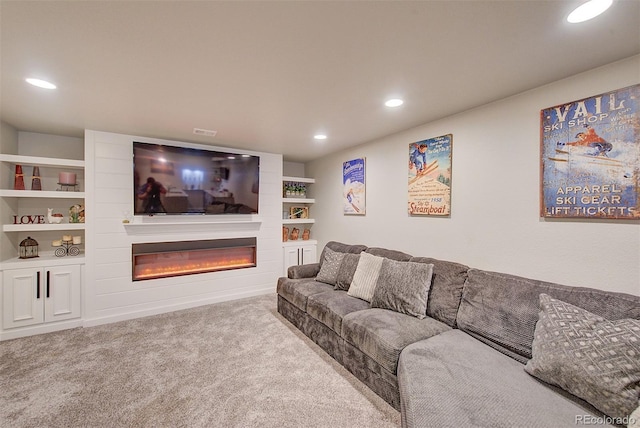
316 247 345 286
525 293 640 420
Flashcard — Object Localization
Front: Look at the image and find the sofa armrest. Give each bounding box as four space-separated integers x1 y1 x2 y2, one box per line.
288 263 320 279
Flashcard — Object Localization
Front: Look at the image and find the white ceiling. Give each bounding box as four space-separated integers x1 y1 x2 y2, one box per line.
1 1 639 162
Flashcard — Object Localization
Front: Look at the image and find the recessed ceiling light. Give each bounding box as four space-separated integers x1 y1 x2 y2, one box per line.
314 134 327 140
25 78 57 89
385 98 404 107
567 0 613 23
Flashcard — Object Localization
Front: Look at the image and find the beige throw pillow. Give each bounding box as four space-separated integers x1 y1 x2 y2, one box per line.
347 252 384 302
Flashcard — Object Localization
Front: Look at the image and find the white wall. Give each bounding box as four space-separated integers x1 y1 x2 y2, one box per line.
307 55 640 296
0 122 19 261
83 130 282 326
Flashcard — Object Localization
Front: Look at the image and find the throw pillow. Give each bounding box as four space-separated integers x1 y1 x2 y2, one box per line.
316 247 345 286
628 405 640 428
370 259 434 319
347 252 384 302
525 293 640 420
335 253 360 291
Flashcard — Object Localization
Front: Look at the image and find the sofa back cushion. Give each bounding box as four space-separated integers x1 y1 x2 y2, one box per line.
409 257 469 328
319 241 367 269
456 268 640 363
366 247 413 261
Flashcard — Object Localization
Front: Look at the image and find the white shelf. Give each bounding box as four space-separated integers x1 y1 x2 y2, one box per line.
282 198 315 204
0 154 84 169
283 176 315 184
282 218 316 225
282 239 317 247
124 218 262 235
0 190 85 198
3 223 85 232
0 253 85 270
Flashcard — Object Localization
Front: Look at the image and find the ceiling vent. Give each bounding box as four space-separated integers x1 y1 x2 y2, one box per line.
193 128 217 137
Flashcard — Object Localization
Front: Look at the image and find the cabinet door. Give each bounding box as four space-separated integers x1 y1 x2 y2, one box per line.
300 245 317 266
283 246 301 276
44 265 81 322
2 268 44 329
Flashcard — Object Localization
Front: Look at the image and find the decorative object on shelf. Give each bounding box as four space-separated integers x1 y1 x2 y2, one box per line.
53 236 80 257
12 214 45 224
58 171 79 191
289 206 309 219
19 236 39 259
343 158 366 215
283 181 307 198
69 204 85 223
290 227 300 240
282 226 289 242
408 135 452 216
31 166 42 190
58 171 77 185
302 229 310 240
14 164 25 190
47 208 64 224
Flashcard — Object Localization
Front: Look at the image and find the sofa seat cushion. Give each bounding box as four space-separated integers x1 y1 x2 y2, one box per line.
276 277 334 311
398 330 615 428
307 290 370 334
341 309 450 375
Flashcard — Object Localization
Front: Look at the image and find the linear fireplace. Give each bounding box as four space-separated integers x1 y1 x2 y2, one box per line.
132 237 256 281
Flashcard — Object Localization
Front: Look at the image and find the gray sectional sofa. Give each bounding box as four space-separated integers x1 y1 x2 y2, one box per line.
276 241 640 428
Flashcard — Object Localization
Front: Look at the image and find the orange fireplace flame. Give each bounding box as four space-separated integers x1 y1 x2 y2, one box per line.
133 247 256 281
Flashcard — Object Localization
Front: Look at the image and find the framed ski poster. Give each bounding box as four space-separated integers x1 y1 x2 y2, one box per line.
408 134 452 216
540 85 640 219
343 158 365 215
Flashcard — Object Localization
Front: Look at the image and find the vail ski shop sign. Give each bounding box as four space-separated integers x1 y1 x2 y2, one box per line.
540 85 640 219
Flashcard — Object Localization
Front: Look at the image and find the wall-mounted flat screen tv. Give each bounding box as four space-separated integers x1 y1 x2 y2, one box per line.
133 141 260 215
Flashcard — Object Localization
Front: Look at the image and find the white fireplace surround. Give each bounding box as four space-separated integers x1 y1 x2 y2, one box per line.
83 130 282 328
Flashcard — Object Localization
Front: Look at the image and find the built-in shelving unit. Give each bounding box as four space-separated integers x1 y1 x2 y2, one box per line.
1 152 85 340
281 175 317 275
0 153 86 262
282 175 316 225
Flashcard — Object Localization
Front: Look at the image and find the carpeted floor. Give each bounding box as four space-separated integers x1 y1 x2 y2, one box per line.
0 293 400 428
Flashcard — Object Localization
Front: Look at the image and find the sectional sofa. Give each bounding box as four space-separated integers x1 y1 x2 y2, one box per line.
276 241 640 427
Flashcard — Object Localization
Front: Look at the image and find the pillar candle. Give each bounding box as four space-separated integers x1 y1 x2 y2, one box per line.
52 240 62 247
62 235 72 242
58 172 77 185
72 236 82 244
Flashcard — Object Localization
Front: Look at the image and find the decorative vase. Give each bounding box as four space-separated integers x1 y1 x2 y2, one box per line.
14 165 25 190
31 166 42 190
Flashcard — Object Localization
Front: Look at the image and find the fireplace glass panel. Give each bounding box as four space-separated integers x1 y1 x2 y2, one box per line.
132 238 256 281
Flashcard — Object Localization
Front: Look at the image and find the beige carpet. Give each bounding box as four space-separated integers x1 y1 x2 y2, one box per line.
0 293 400 428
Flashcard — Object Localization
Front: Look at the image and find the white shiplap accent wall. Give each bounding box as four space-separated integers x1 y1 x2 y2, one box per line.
83 130 282 326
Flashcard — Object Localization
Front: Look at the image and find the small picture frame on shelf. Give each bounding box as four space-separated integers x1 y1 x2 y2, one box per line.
289 206 308 219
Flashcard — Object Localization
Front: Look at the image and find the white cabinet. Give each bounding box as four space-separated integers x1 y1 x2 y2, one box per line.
2 264 81 330
283 241 317 276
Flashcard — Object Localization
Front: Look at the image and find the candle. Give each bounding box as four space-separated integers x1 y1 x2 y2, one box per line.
58 172 77 185
72 236 82 245
52 240 62 247
62 235 72 242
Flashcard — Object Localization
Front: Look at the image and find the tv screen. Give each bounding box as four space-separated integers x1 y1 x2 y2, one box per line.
133 142 260 215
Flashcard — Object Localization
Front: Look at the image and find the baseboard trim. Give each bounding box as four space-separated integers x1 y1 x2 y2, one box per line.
83 287 274 328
